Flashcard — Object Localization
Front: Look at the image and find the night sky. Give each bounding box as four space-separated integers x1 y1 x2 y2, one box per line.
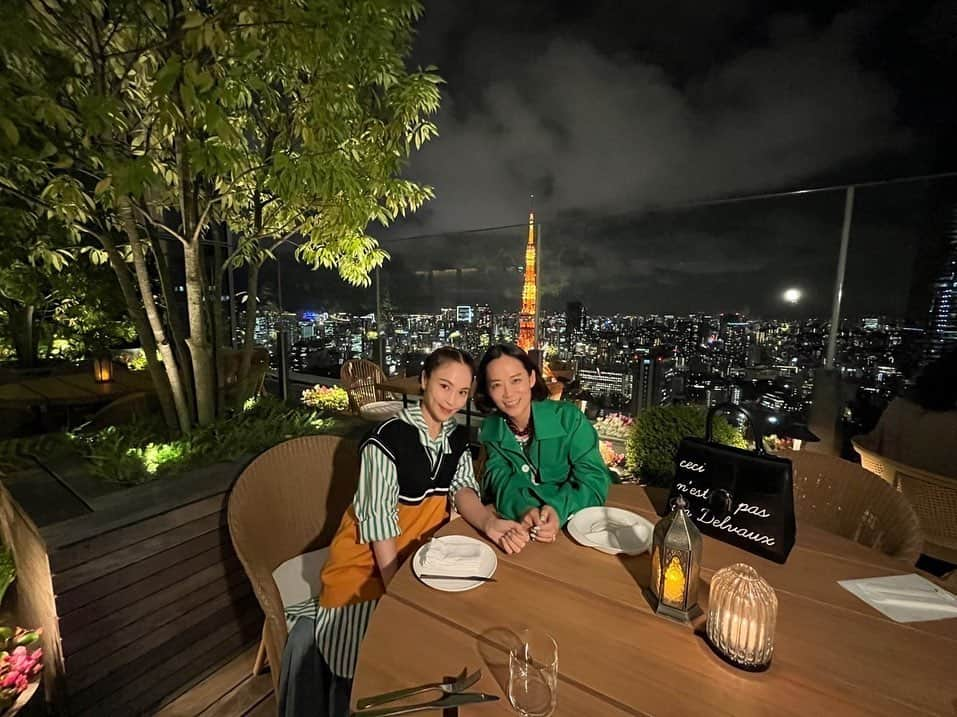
279 0 957 319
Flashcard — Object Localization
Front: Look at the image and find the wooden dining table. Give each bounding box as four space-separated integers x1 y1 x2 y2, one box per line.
353 484 957 716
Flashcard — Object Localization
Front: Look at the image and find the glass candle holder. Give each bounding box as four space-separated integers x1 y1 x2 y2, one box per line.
707 563 777 670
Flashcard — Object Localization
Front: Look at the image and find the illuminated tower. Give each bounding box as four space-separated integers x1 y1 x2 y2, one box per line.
518 209 538 351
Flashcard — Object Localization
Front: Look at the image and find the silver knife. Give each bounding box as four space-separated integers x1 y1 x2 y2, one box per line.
352 691 499 717
419 574 496 582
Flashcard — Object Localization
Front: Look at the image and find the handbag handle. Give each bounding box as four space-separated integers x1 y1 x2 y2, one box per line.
705 402 767 455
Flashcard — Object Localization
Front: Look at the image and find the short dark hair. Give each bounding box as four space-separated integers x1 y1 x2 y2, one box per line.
474 343 549 414
913 349 957 411
422 346 476 379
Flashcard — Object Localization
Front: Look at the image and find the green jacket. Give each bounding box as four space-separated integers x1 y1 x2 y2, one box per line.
479 400 611 525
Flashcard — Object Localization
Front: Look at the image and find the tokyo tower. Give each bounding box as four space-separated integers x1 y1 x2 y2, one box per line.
517 209 538 351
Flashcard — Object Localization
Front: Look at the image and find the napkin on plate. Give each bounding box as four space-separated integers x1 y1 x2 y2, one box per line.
421 540 482 576
838 574 957 623
585 521 647 553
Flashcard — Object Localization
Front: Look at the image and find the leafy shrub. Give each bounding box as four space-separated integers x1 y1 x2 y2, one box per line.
625 405 747 485
301 385 349 413
76 396 334 484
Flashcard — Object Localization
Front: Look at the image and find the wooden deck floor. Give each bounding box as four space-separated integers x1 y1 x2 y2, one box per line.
154 642 275 716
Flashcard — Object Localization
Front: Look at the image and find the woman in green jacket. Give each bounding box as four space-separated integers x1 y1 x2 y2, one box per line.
476 344 612 543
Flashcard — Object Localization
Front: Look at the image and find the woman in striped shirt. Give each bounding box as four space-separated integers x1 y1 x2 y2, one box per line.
279 347 529 717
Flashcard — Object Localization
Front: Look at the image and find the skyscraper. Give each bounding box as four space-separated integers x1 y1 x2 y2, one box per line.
927 204 957 361
518 210 538 351
566 301 585 339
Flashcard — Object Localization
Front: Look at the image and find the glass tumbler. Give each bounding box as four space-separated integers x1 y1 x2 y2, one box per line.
508 628 558 717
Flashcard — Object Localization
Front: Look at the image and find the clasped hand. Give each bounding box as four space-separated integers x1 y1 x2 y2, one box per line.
522 505 559 543
482 505 559 554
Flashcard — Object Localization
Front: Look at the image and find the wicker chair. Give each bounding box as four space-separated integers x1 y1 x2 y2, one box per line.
227 435 359 693
894 462 957 565
340 358 387 414
852 438 957 564
851 435 896 485
781 450 923 564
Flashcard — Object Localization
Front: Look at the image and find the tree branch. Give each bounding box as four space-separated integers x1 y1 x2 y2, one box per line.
132 202 187 244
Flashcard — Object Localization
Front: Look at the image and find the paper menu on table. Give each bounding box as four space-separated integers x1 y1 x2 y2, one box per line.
838 573 957 623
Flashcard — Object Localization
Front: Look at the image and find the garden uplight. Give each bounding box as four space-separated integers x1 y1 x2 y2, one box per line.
92 355 114 383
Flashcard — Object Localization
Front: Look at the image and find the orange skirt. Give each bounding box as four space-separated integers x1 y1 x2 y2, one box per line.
319 495 448 608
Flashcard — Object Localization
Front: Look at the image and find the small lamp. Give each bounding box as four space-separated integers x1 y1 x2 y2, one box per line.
92 354 114 383
707 563 777 671
650 494 702 623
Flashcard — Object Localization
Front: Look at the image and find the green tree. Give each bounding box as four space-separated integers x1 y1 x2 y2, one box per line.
0 0 440 431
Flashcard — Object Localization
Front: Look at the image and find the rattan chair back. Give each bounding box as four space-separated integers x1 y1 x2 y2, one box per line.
227 435 359 693
781 450 923 564
894 462 957 564
340 358 386 413
851 436 895 485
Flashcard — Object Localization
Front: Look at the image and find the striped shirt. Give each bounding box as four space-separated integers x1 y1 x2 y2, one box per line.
285 406 479 678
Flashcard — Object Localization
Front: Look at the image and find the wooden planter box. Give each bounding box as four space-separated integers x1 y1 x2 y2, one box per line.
1 459 262 716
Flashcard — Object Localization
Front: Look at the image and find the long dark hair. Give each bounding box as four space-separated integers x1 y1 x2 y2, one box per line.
474 343 549 414
913 349 957 411
421 346 476 380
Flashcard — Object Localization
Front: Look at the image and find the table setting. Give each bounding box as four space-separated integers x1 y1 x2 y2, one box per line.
351 483 957 716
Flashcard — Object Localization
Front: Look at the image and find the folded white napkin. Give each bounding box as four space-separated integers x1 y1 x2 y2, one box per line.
421 540 482 576
839 574 957 623
585 522 648 554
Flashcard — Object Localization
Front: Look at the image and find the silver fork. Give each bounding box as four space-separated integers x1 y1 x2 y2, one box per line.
355 668 481 710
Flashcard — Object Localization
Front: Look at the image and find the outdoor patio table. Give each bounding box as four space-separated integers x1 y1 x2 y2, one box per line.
352 484 957 715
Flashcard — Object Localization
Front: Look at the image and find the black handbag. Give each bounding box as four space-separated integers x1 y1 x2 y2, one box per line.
666 403 796 564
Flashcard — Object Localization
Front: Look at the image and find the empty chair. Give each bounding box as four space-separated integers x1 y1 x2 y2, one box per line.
228 435 359 693
340 358 402 420
782 450 923 564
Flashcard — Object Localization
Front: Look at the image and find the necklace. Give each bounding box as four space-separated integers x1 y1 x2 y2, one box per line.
506 416 532 442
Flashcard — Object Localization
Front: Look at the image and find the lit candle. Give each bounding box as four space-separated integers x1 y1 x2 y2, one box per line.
662 556 686 605
707 563 777 669
716 612 763 658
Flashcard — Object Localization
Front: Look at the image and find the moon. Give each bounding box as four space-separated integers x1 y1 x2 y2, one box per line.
783 288 802 304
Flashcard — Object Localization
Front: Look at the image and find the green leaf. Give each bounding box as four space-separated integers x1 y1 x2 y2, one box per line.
94 176 112 195
0 117 19 145
182 11 205 29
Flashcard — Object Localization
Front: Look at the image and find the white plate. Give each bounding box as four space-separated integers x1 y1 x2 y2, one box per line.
359 400 404 421
567 506 653 556
412 535 497 592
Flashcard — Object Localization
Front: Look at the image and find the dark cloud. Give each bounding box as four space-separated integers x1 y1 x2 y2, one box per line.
395 7 907 235
284 3 952 318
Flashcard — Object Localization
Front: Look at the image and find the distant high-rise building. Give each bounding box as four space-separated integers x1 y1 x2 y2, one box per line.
927 205 957 361
565 301 585 339
518 210 538 351
630 355 675 414
578 364 632 404
475 304 493 330
456 305 474 324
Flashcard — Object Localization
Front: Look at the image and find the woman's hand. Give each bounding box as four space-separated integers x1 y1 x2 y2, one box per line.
527 505 559 543
485 516 530 554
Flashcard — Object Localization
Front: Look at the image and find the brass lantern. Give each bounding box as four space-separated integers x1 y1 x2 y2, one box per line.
650 494 702 623
92 354 114 383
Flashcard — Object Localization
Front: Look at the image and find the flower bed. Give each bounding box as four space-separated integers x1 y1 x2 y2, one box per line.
301 385 350 413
